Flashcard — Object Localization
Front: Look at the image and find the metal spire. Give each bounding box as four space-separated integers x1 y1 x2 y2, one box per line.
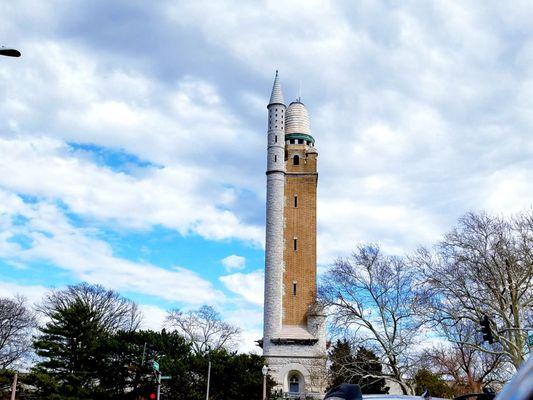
269 70 284 105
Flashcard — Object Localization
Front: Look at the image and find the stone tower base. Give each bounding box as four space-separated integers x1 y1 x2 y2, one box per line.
267 353 326 399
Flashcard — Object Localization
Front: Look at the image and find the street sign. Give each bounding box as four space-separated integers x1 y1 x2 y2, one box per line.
161 375 172 380
528 334 533 347
152 360 159 372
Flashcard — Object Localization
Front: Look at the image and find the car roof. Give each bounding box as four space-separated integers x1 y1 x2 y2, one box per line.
363 395 449 400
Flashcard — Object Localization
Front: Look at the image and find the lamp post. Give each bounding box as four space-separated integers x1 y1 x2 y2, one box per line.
0 47 21 57
205 347 212 400
262 365 269 400
10 372 17 400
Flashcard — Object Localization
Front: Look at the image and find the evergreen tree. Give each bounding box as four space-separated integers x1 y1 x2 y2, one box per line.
413 368 456 398
328 341 388 394
329 339 356 388
352 347 388 394
99 329 196 400
201 350 273 400
32 298 105 399
29 282 271 399
30 283 140 399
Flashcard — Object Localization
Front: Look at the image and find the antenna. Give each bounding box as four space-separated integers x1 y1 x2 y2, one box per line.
297 80 302 102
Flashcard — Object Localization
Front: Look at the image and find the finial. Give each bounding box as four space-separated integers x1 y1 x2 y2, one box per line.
297 79 302 103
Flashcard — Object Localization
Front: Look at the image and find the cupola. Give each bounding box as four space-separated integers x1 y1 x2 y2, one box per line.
285 100 314 145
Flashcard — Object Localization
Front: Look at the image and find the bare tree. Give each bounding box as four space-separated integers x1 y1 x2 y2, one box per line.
165 305 241 354
414 211 533 369
319 244 421 395
418 321 511 394
0 296 36 368
38 282 142 332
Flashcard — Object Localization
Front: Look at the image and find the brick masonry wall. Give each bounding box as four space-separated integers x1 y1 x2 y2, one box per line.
283 145 318 326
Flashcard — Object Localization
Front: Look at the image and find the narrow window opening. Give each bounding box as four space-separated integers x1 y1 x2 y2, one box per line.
289 375 300 393
275 135 278 143
274 155 277 162
292 282 297 296
294 195 298 208
293 155 300 165
298 139 304 144
293 238 298 251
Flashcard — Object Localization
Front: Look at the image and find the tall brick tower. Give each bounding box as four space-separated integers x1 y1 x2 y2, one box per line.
262 72 326 398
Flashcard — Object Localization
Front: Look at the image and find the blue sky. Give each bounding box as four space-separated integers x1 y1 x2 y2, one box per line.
1 0 532 352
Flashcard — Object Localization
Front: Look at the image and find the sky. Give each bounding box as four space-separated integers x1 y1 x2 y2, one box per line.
0 0 532 353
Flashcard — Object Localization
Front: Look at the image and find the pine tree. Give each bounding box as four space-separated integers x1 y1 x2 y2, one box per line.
32 299 105 399
328 341 389 394
329 339 356 388
30 283 141 399
352 347 388 394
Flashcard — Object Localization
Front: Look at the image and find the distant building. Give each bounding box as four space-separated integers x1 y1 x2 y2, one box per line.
260 71 327 398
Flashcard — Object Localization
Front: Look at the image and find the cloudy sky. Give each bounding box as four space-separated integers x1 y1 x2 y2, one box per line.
1 1 532 352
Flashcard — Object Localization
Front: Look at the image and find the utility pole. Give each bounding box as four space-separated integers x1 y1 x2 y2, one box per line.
10 372 18 400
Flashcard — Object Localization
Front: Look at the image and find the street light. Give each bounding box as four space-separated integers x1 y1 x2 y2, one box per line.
262 365 269 400
0 47 21 57
205 347 212 400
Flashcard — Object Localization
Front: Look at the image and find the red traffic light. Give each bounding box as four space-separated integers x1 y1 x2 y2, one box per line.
149 394 156 400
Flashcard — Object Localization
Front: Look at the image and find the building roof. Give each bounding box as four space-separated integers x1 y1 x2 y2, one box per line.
285 100 311 135
269 70 285 105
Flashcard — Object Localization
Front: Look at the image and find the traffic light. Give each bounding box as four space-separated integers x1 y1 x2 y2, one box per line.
480 315 494 344
149 393 156 400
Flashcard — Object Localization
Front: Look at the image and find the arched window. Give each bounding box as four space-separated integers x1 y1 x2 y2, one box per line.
293 155 300 165
289 374 300 393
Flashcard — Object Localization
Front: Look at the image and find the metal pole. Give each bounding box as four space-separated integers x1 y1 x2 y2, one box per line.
205 358 211 400
263 373 267 400
10 372 18 400
141 342 147 365
156 371 161 400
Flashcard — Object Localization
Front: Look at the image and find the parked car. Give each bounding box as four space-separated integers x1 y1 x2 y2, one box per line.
323 357 533 400
324 384 447 400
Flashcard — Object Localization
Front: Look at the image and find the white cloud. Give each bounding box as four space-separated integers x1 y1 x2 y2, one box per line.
0 136 263 244
483 167 533 214
223 307 263 354
220 270 264 306
0 281 50 306
0 189 224 306
139 304 168 331
221 254 246 272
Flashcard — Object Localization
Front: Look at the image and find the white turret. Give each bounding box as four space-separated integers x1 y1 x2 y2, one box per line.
263 71 286 353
